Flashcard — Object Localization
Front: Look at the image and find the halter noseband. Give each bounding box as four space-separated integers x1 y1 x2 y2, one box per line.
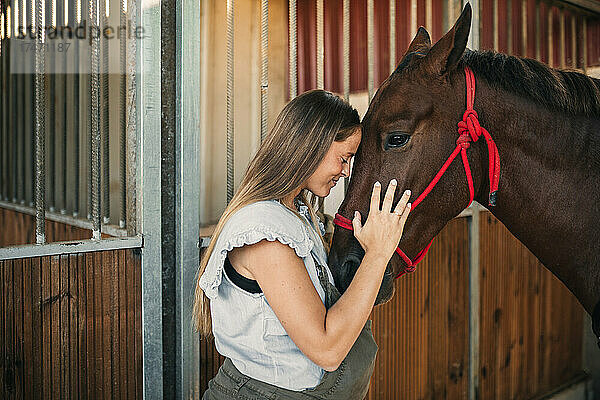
334 67 501 278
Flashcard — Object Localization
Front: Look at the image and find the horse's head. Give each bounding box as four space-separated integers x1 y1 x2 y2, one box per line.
329 4 486 304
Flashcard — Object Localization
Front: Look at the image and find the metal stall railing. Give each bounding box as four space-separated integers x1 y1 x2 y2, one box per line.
0 0 165 394
0 0 135 244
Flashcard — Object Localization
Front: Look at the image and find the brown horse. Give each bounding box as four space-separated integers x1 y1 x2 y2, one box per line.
328 4 600 344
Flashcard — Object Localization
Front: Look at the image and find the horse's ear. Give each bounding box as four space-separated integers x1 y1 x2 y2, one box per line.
424 3 471 75
404 27 431 56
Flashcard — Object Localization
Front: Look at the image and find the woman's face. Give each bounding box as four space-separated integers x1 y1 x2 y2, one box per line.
305 128 362 197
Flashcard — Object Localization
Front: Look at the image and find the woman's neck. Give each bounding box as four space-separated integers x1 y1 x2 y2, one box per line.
282 188 303 209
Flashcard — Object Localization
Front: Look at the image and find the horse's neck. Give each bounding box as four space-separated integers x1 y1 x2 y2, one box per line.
474 85 600 314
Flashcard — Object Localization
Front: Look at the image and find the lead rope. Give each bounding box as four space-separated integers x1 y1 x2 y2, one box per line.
334 67 501 278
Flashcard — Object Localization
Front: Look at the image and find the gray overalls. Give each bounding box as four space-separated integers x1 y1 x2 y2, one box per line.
202 256 378 400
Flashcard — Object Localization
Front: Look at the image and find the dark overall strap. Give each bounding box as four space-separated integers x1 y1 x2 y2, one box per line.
593 301 600 349
312 254 341 310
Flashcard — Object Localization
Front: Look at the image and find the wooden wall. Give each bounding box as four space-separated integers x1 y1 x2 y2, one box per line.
366 218 470 399
0 207 111 248
0 249 143 400
199 212 585 399
1 207 143 399
478 212 584 399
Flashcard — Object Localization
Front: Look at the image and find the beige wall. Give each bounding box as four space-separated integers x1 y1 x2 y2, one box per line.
199 0 287 225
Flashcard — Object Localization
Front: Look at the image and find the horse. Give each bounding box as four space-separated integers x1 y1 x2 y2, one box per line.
327 3 600 346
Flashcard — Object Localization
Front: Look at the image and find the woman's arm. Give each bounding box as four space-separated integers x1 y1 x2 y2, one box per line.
236 180 411 371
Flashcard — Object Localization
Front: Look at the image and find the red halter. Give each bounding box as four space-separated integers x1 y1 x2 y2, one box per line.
333 67 501 278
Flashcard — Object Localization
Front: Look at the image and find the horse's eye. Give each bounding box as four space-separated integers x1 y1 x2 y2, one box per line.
384 132 411 150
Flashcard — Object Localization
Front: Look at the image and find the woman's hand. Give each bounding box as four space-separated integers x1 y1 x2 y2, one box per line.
352 179 411 261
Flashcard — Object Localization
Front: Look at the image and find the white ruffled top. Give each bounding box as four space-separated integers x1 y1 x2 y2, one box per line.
197 199 334 391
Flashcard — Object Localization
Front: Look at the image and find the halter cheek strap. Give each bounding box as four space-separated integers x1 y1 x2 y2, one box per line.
334 67 501 279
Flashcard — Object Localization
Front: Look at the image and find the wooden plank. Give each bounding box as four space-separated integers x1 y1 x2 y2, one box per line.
102 251 113 399
22 257 33 400
85 252 95 400
5 258 14 399
14 258 24 400
126 249 135 398
94 252 104 398
77 252 87 400
0 260 3 398
31 257 43 399
118 250 127 400
68 254 79 400
50 256 61 400
60 254 70 398
2 260 9 399
134 250 143 399
110 250 121 400
41 256 51 400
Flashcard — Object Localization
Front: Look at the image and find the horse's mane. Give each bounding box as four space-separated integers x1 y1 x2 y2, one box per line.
462 50 600 117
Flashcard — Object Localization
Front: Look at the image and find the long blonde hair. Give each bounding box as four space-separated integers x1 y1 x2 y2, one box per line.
193 90 361 337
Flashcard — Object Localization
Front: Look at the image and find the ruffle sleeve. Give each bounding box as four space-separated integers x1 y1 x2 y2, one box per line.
198 201 315 300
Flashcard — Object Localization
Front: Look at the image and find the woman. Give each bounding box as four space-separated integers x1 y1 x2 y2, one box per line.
194 90 411 399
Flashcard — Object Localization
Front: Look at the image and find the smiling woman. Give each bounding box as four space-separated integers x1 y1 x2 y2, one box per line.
194 89 413 399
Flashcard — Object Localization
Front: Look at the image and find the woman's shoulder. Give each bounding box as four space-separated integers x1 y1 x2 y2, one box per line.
200 200 315 300
223 200 307 239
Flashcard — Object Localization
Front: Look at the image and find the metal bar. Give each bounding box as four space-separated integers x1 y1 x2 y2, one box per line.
316 0 324 215
3 8 8 202
548 6 553 67
389 0 395 74
62 0 68 213
343 0 349 101
12 2 18 203
367 0 374 100
137 0 164 391
49 0 56 211
411 0 417 40
23 0 31 207
89 0 101 240
343 0 349 195
522 0 527 56
571 14 576 69
86 0 92 220
288 0 296 98
226 0 234 204
19 0 26 205
0 200 129 236
467 0 480 52
125 0 136 236
468 202 482 400
582 17 587 70
0 10 3 203
493 0 498 50
426 0 432 33
119 0 126 227
535 0 540 61
507 0 512 54
559 8 565 68
175 0 201 391
35 0 47 244
260 0 268 143
101 0 109 224
316 0 323 90
73 0 80 217
0 235 143 260
29 0 35 207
